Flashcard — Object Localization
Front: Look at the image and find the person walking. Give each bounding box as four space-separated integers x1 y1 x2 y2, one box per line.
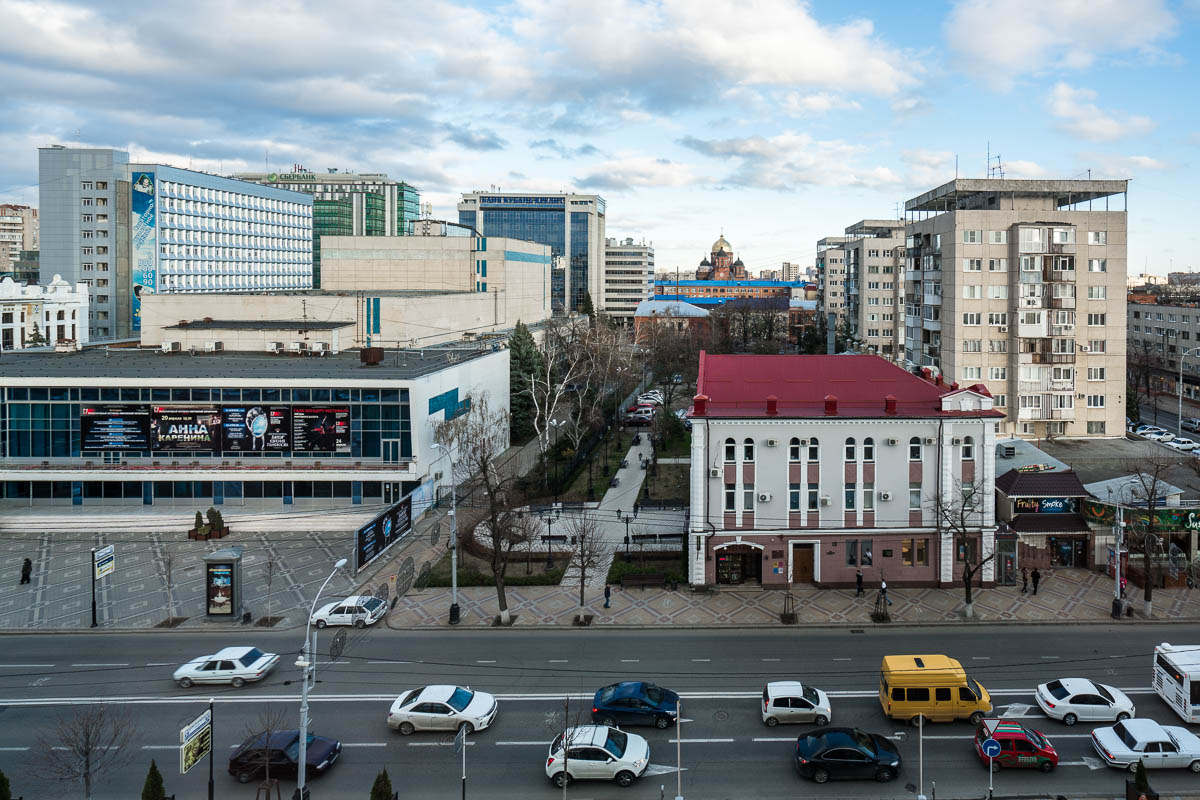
1031 567 1041 595
603 584 611 609
879 579 892 606
19 558 32 585
1020 568 1028 594
855 569 864 597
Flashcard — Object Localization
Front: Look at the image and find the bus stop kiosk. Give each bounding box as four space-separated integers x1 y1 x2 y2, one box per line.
203 546 245 621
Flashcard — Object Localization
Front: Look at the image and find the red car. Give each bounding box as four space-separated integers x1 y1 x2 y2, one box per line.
974 719 1057 772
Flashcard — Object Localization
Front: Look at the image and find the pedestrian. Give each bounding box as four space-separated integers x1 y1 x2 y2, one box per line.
855 569 864 597
1020 568 1028 594
1031 567 1041 595
880 579 892 606
19 558 32 585
1120 576 1128 599
604 584 611 609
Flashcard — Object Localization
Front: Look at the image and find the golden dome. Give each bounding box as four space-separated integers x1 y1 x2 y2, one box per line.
711 235 732 254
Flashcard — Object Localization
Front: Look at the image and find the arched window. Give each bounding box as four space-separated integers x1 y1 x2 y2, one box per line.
789 437 801 462
863 437 875 462
724 438 736 462
845 437 856 461
807 437 819 461
909 436 922 461
962 436 974 460
743 438 755 462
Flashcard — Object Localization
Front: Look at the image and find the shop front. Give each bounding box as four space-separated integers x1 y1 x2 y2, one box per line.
715 543 763 585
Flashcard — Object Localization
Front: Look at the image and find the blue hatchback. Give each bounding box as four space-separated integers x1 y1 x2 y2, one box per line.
592 682 680 729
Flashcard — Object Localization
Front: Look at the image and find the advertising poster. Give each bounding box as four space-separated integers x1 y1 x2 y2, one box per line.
221 406 291 451
179 709 212 775
356 494 413 570
151 407 222 451
292 407 350 452
205 563 233 615
130 171 157 332
80 406 151 450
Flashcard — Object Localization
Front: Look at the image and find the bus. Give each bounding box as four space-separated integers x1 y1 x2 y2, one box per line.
1153 643 1200 723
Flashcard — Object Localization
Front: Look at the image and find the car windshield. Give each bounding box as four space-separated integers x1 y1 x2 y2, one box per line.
362 597 384 611
238 648 265 668
1096 684 1115 703
1113 722 1138 749
851 729 875 754
972 679 986 699
802 686 819 704
605 729 628 758
642 684 664 704
598 686 617 703
1045 680 1068 699
1025 727 1047 748
283 733 312 761
447 687 475 712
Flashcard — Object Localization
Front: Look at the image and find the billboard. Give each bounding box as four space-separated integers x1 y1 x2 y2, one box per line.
292 407 350 452
205 562 234 615
179 709 212 775
221 406 291 451
151 407 222 450
356 494 413 571
80 406 151 450
130 171 157 332
93 544 115 579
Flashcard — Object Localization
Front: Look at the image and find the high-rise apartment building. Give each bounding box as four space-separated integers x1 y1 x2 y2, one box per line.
603 237 654 322
457 192 606 313
781 262 801 282
234 169 419 288
904 178 1128 439
841 220 905 361
816 236 851 324
0 205 38 273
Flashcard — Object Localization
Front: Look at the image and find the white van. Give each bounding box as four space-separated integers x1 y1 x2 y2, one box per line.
1182 418 1200 434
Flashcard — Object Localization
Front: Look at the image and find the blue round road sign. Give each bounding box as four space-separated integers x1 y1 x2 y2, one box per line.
981 738 1002 759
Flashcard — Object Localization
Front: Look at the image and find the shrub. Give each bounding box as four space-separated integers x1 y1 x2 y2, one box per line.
141 759 166 800
193 511 204 531
370 768 393 800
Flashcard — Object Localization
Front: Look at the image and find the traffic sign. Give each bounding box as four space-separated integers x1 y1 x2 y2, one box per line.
93 545 115 579
179 708 212 775
982 718 1001 736
981 737 1002 759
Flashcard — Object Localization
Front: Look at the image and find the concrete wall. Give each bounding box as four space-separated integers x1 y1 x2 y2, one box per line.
157 326 347 354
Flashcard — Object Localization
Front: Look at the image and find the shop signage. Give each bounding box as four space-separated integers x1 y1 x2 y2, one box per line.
1014 497 1075 514
1083 500 1200 532
79 405 349 452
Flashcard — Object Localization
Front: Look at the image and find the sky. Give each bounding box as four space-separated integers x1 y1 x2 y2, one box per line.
0 0 1197 277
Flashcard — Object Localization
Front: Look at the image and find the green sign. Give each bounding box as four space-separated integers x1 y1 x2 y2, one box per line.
1083 500 1200 532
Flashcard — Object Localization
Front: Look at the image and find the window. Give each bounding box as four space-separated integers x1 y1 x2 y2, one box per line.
902 538 929 566
845 437 856 461
988 312 1008 326
789 437 801 461
807 483 819 511
1088 367 1105 381
988 230 1008 244
1088 230 1107 245
724 484 735 511
863 482 874 511
1053 228 1075 244
844 484 856 510
962 230 981 243
744 483 755 512
962 312 981 325
860 539 873 565
1088 340 1106 353
1087 421 1106 434
743 438 755 462
962 285 982 299
1020 395 1042 409
863 438 874 462
807 437 819 461
993 393 1007 407
1088 259 1107 272
988 258 1007 272
909 437 921 461
961 367 981 380
989 340 1008 354
846 540 858 566
988 367 1006 380
1087 395 1105 408
81 181 93 190
1087 286 1107 300
789 483 801 511
962 436 974 460
1087 313 1106 326
987 285 1008 299
963 258 982 272
724 438 735 462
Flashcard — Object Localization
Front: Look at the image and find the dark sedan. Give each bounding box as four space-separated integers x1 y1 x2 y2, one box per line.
592 682 679 729
228 730 341 784
795 728 901 784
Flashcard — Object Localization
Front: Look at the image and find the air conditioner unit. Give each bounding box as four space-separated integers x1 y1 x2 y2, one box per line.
765 438 778 447
1000 444 1017 458
757 492 773 502
952 437 962 445
819 495 831 506
1079 345 1091 352
267 342 283 354
312 341 330 353
709 467 721 478
925 437 935 445
161 341 181 353
800 439 809 446
887 438 898 446
998 326 1008 332
203 340 223 352
289 341 307 352
878 491 892 501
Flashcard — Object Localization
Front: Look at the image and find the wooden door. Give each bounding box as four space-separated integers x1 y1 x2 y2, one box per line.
792 544 814 584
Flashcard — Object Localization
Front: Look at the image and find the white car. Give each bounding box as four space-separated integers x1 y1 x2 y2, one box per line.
1134 425 1167 437
545 725 650 788
1166 438 1198 451
1144 430 1176 443
1091 718 1200 771
637 395 663 406
1035 678 1135 726
310 594 387 629
387 685 498 734
173 646 279 688
761 681 832 727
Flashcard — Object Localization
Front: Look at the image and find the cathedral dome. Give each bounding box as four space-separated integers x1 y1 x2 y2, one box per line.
711 235 732 254
700 257 712 266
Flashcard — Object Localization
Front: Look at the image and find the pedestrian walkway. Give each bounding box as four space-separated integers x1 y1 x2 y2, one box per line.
389 567 1200 627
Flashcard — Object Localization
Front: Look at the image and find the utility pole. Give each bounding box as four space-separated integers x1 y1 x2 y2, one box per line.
208 698 215 800
675 698 683 800
90 546 97 628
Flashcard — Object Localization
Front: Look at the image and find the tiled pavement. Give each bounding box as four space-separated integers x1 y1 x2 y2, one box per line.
387 567 1200 628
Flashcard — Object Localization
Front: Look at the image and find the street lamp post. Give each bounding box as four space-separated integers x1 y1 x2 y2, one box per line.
549 420 564 498
1107 479 1139 618
296 557 348 800
432 442 460 625
1179 348 1200 432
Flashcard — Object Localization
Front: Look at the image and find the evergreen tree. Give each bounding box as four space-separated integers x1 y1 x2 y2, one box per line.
370 768 394 800
0 767 11 800
579 291 595 321
508 321 543 442
141 759 166 800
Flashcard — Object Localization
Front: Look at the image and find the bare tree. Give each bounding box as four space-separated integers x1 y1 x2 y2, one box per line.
932 478 994 619
436 393 532 625
564 513 611 617
157 547 177 625
642 320 701 411
528 318 588 455
37 704 137 799
233 705 290 789
262 550 278 626
1127 338 1161 424
1124 448 1182 617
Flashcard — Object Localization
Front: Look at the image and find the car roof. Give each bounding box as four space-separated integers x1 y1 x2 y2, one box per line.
212 646 258 659
238 730 300 752
607 681 648 699
1121 719 1167 741
564 726 608 747
766 681 808 696
989 720 1034 739
417 685 461 703
1057 678 1099 693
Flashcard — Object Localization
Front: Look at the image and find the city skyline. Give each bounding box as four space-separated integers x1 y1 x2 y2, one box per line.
0 0 1194 275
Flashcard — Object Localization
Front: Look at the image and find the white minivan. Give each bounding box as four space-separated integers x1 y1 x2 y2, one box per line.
1182 418 1200 433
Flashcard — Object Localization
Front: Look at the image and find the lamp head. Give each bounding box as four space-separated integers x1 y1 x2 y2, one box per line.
334 558 348 570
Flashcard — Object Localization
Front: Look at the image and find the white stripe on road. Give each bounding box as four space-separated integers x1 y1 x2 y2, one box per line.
692 659 711 663
70 663 129 667
548 660 568 663
972 657 991 660
833 658 852 661
621 659 640 663
670 738 734 743
408 741 475 747
342 743 388 747
1041 655 1061 659
367 660 417 664
0 664 54 668
0 747 29 752
761 658 780 662
144 662 174 667
141 746 177 750
476 660 496 664
496 741 549 746
753 738 794 742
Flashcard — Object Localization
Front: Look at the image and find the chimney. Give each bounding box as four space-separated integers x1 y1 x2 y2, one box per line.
935 374 944 387
920 367 932 381
885 394 897 415
766 395 778 416
824 394 837 416
693 394 708 416
950 381 960 390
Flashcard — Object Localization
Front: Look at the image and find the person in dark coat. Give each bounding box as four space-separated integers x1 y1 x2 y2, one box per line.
20 558 32 585
1031 568 1041 595
603 585 611 609
855 569 864 597
1020 568 1028 594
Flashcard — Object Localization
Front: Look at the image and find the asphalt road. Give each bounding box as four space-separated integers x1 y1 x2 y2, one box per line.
2 625 1200 799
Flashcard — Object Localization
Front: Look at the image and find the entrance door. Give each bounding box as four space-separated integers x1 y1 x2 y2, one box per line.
383 482 401 504
996 538 1016 585
791 544 814 584
716 552 744 584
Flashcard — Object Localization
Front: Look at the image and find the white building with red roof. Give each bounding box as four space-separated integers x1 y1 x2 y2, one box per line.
687 352 1005 589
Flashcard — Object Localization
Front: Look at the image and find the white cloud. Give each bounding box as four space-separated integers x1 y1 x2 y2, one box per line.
1080 153 1167 177
679 133 900 191
576 155 697 191
899 149 955 188
1049 83 1155 142
944 0 1176 87
1002 160 1048 179
782 92 862 115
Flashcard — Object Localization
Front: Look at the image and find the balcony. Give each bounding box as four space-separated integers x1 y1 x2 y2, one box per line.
1051 407 1076 420
1050 324 1075 337
1049 378 1074 391
923 293 941 306
1049 242 1077 255
1018 407 1048 421
1043 352 1075 364
1018 296 1044 310
1049 297 1076 309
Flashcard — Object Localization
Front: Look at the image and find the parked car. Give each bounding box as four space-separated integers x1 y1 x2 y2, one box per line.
545 725 649 788
174 646 279 688
673 409 692 430
794 728 901 784
762 681 832 727
975 719 1058 772
1166 438 1198 451
1183 418 1200 433
309 594 387 629
592 682 679 729
1145 430 1176 443
1135 425 1167 436
387 685 498 734
228 730 341 783
1036 678 1135 726
1091 718 1200 771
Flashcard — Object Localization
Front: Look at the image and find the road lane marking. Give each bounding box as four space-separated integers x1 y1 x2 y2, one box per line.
408 741 475 747
145 662 174 667
972 657 991 660
753 737 793 742
0 747 29 752
692 659 711 663
141 746 177 750
621 659 640 663
1041 655 1060 659
548 660 568 663
833 658 852 661
496 741 547 746
343 743 388 747
476 660 496 664
761 658 780 662
367 660 417 664
70 663 129 667
0 664 54 668
669 738 733 743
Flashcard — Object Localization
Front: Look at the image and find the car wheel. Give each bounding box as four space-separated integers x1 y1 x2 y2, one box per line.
315 619 327 629
1190 760 1200 773
1129 762 1140 774
614 770 636 787
1116 712 1131 722
1039 760 1055 773
354 619 366 629
813 714 829 727
812 768 830 784
1063 713 1078 726
231 676 245 688
552 772 572 788
764 717 779 727
600 716 617 728
177 677 193 689
459 722 474 735
875 767 895 783
655 716 671 729
236 770 254 784
910 715 926 728
968 711 985 726
398 721 415 735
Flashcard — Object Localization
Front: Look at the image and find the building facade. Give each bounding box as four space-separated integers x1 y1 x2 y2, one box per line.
696 235 749 280
1127 301 1200 401
816 236 851 324
841 220 905 361
457 192 605 314
0 274 89 351
654 280 800 301
904 179 1128 440
687 353 1002 588
0 204 38 272
603 237 654 322
781 262 801 282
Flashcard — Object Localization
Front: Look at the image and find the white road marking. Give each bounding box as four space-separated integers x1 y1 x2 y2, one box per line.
669 738 733 743
1081 756 1106 770
70 663 129 667
761 658 780 662
145 662 174 667
996 703 1035 718
621 659 640 663
692 659 711 663
367 660 416 664
833 657 852 661
408 741 475 747
476 660 496 664
496 741 548 746
548 660 568 663
642 764 687 776
752 737 793 742
0 747 29 752
972 656 991 660
0 664 54 668
141 745 177 750
1041 655 1061 659
342 743 388 747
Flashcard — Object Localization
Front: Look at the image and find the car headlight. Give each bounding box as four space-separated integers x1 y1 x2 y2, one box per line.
632 757 646 768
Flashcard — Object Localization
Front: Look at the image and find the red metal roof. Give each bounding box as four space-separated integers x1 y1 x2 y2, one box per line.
692 352 1004 420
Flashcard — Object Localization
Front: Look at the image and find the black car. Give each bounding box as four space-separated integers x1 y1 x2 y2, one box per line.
228 730 341 784
794 728 901 784
592 682 679 729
